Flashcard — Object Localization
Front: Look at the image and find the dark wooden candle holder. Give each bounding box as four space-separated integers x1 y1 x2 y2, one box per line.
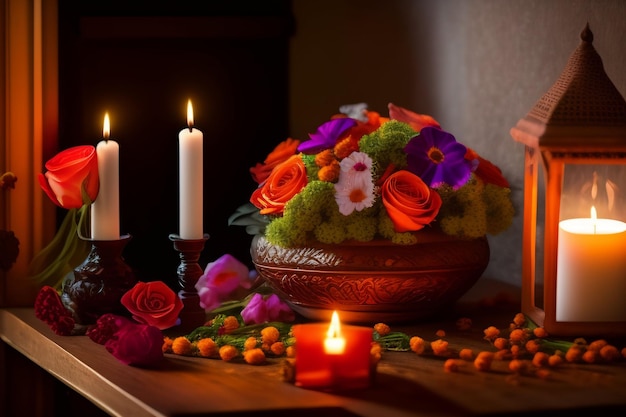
61 234 137 325
169 233 210 332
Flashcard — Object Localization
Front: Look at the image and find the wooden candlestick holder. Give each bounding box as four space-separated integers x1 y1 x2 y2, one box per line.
61 234 137 325
169 233 210 332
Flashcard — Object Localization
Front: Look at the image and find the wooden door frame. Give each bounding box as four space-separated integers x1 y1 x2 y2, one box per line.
1 0 58 307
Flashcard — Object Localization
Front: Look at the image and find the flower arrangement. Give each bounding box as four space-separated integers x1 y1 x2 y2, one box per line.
230 103 514 248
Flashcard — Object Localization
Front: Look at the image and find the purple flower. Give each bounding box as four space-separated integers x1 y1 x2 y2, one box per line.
195 254 256 311
297 118 357 154
404 127 472 189
104 322 164 367
241 293 295 325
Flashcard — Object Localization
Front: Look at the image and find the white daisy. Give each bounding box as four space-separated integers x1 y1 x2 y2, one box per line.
334 176 375 216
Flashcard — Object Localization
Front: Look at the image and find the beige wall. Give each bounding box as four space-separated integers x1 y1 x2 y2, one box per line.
289 0 626 286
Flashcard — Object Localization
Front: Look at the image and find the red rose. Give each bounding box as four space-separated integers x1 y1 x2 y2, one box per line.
250 154 308 216
382 170 442 232
121 281 183 330
38 145 99 209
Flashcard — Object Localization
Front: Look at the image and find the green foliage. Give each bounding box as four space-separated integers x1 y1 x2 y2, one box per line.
358 120 417 180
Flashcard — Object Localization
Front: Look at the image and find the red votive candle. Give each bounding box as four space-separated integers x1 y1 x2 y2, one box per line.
292 311 373 390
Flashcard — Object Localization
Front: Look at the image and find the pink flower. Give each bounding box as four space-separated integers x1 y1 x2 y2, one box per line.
104 321 164 367
241 293 295 325
121 281 183 330
195 254 257 311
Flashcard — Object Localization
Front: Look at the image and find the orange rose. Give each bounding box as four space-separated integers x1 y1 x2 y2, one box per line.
38 145 99 209
121 281 184 330
382 170 442 232
250 154 308 216
250 138 300 184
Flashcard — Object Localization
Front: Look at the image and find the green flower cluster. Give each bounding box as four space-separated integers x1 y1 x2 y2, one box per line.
436 178 515 238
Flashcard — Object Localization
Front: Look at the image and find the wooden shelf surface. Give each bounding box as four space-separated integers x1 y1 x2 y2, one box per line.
2 280 626 416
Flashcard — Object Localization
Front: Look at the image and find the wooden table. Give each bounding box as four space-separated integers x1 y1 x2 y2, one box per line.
2 280 626 417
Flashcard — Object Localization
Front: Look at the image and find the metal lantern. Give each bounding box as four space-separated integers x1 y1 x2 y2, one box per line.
510 24 626 337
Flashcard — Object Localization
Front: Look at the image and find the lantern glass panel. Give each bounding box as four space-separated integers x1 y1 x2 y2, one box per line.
560 163 626 222
556 161 626 323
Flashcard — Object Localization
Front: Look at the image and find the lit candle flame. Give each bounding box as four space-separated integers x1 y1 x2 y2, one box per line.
103 113 110 139
324 310 346 355
327 311 342 339
187 99 194 130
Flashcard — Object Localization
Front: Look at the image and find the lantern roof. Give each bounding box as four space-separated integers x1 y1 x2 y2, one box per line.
511 24 626 149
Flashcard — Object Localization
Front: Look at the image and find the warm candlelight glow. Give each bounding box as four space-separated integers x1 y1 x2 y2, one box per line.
292 313 373 389
103 113 110 139
187 99 194 129
324 311 346 355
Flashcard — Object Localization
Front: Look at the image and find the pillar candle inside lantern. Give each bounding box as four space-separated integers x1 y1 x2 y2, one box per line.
292 311 373 390
557 206 626 322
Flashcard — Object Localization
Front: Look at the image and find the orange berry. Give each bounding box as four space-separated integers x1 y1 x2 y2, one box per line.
474 351 494 371
510 344 521 358
587 339 608 352
525 339 541 355
197 338 218 357
431 339 449 356
512 313 526 327
410 336 426 355
374 323 391 336
509 328 526 344
548 354 563 367
582 350 599 364
509 359 526 373
444 359 463 372
565 346 584 363
243 348 265 365
483 326 500 341
171 337 193 355
261 326 280 344
222 316 240 333
459 348 474 361
269 342 285 356
243 337 258 351
493 337 509 350
532 352 549 368
219 345 239 362
600 345 620 362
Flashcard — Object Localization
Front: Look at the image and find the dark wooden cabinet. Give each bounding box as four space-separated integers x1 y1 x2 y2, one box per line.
56 1 294 285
